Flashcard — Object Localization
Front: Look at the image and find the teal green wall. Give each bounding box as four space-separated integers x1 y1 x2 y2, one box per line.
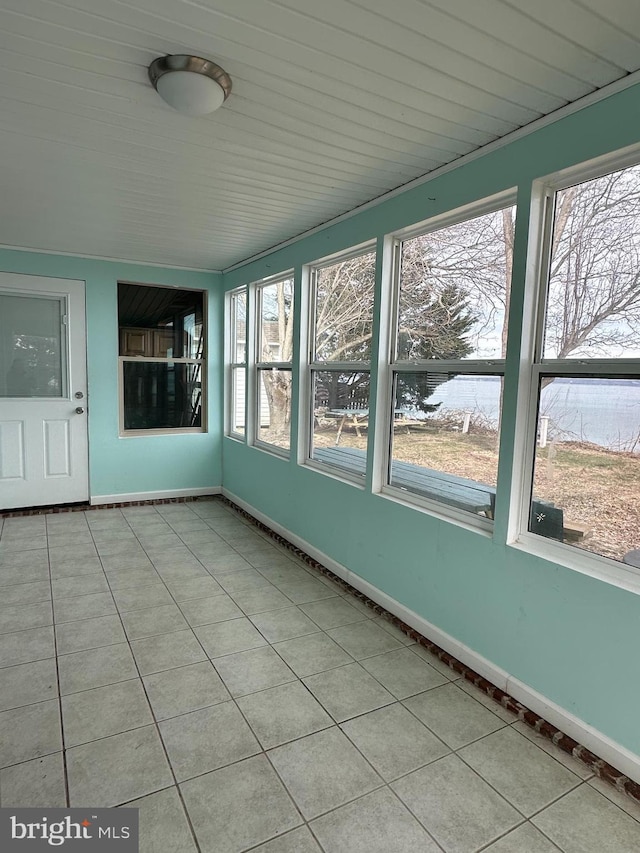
222 84 640 756
0 250 222 497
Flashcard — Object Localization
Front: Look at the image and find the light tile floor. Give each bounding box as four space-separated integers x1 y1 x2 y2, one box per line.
1 499 640 852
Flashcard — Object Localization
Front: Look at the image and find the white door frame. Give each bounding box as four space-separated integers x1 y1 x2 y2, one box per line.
0 273 89 509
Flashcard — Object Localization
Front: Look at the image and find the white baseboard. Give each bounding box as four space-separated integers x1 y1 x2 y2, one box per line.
90 487 221 505
224 488 640 786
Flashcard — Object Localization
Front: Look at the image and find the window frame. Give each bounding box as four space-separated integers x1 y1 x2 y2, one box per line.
251 273 295 458
118 281 207 437
379 192 517 529
304 243 377 485
511 150 640 593
225 285 247 441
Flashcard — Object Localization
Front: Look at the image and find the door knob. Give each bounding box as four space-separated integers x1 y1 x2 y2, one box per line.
75 407 85 415
75 391 84 399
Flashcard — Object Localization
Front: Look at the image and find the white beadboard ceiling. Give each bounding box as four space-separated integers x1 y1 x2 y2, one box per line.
0 0 639 271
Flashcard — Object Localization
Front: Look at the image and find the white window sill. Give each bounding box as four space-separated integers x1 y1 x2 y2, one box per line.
379 484 494 537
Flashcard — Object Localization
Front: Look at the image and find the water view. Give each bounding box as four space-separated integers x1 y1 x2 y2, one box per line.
430 376 640 453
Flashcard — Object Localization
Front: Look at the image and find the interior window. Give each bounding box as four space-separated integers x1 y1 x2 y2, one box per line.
118 283 205 433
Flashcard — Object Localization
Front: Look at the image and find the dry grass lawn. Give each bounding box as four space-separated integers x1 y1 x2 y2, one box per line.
313 422 640 562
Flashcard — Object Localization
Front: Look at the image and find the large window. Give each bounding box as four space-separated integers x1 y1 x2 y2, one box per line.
118 283 205 434
386 201 516 521
307 248 376 481
254 276 294 454
526 164 640 564
227 287 247 438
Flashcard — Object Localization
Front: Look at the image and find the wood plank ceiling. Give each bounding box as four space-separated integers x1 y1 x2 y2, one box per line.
0 0 639 270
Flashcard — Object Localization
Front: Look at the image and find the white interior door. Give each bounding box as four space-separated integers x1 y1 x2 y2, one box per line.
0 274 88 509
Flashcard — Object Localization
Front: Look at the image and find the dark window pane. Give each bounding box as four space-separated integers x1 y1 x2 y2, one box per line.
118 284 204 359
123 361 202 430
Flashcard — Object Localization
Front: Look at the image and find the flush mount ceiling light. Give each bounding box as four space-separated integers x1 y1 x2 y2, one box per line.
148 55 232 116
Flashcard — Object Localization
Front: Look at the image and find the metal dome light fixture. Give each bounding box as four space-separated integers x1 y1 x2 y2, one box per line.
148 55 232 116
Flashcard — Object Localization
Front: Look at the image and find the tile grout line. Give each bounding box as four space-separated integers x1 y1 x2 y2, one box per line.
5 498 640 834
3 505 640 851
219 495 640 808
109 505 450 847
45 515 72 809
91 506 204 853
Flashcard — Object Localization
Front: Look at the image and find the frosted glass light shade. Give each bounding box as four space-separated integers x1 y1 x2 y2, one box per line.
156 71 226 116
148 55 232 117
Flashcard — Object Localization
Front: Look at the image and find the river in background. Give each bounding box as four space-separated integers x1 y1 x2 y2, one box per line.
429 375 640 453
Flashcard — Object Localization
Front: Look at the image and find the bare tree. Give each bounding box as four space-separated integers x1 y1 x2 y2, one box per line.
546 167 640 359
259 164 640 441
259 279 294 440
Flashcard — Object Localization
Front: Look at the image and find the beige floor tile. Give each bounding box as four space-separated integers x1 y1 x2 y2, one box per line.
236 680 333 749
0 658 58 712
159 701 260 781
1 580 51 606
460 727 582 816
51 574 110 599
111 584 174 613
180 755 302 853
178 594 243 627
124 787 198 853
194 617 267 658
58 643 139 695
588 776 640 823
55 614 126 655
143 660 230 720
62 678 153 746
273 632 354 677
360 647 448 699
54 592 116 623
532 784 640 853
483 823 563 852
0 600 53 634
392 754 521 853
327 621 404 659
167 576 223 602
130 630 207 675
229 585 293 615
213 646 296 697
341 703 450 781
0 752 67 807
513 720 596 780
0 700 62 768
404 682 506 749
310 787 441 853
300 596 369 630
249 607 320 643
67 726 173 807
303 662 395 722
0 626 55 668
249 827 322 853
457 679 520 722
120 603 189 640
268 727 382 820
